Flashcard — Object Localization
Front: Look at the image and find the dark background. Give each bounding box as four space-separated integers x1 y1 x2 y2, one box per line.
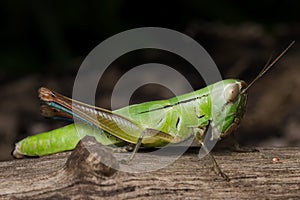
1 0 300 161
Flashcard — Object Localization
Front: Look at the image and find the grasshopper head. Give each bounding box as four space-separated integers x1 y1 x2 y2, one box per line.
209 79 248 139
209 41 294 140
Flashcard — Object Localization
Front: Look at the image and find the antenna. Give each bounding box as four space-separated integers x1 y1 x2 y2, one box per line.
241 41 295 94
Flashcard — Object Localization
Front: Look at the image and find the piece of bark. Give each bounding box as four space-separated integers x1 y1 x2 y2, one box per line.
0 138 300 199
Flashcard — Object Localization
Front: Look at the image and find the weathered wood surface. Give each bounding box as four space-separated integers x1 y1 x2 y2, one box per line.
0 137 300 200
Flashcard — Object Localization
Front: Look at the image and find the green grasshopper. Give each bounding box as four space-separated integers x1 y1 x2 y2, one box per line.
13 42 294 180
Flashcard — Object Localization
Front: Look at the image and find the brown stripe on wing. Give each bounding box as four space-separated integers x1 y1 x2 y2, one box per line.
38 87 143 143
40 104 73 119
39 87 73 106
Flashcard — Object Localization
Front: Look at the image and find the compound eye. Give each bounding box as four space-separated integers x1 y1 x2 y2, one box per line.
224 83 240 103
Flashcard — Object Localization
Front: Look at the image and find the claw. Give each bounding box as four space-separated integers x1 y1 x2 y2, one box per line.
212 166 230 182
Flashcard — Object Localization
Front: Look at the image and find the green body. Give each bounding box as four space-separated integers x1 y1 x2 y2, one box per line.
13 123 126 158
13 79 247 158
115 79 246 143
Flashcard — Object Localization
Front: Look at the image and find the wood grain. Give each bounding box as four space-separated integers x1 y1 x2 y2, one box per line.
0 137 299 199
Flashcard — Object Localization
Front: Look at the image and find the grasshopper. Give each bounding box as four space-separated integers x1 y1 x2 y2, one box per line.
13 41 294 180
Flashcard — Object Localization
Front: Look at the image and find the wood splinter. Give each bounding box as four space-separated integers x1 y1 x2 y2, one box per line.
65 136 119 181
